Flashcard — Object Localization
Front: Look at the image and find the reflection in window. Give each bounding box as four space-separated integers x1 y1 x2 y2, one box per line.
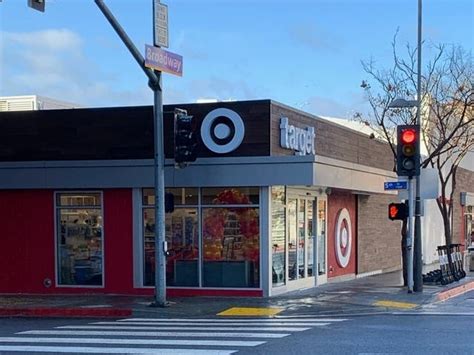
202 207 259 288
271 187 286 286
57 193 103 286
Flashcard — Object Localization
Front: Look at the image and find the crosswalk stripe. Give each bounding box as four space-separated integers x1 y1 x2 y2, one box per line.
57 325 312 332
0 337 264 347
92 321 330 327
0 345 236 354
19 330 290 339
120 318 347 322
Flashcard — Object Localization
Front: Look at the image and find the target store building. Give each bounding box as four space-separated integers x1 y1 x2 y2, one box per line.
0 100 403 297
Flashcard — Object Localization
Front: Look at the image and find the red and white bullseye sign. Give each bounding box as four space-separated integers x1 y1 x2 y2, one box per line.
335 208 352 268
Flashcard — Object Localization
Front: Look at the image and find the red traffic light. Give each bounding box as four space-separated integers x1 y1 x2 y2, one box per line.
401 129 416 144
396 125 420 177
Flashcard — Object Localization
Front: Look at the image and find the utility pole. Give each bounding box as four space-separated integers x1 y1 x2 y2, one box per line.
413 0 423 292
94 0 168 307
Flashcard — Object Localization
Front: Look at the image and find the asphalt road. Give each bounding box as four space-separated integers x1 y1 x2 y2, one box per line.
0 291 472 354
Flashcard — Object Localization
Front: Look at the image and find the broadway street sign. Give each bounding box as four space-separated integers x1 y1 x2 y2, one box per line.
144 44 183 76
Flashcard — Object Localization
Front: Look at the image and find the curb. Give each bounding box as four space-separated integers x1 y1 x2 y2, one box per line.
0 307 132 318
436 280 474 302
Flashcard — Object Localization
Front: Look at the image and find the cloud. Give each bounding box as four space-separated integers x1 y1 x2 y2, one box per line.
0 29 152 107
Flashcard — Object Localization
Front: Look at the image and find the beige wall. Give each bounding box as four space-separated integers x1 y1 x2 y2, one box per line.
271 101 394 171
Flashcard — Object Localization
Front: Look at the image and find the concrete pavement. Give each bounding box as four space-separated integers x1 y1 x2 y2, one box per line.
1 269 472 318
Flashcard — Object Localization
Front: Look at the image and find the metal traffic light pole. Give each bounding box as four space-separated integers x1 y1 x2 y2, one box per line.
94 0 167 307
413 0 424 293
407 177 415 293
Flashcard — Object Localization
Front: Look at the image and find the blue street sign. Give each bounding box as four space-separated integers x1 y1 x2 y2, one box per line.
384 181 408 190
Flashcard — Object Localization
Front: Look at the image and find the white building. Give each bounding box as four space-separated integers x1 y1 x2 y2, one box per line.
0 95 79 112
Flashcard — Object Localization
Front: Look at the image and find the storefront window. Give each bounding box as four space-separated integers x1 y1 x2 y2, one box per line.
202 187 259 205
288 198 297 281
202 207 259 288
318 200 327 275
143 188 198 206
143 187 260 288
297 199 306 278
307 200 314 277
143 188 199 287
271 186 286 286
56 192 103 286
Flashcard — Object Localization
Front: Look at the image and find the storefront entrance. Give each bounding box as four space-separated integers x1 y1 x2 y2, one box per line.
271 186 327 294
287 193 327 286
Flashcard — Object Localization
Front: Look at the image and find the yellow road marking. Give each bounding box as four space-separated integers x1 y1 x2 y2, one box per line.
373 300 418 309
217 307 283 316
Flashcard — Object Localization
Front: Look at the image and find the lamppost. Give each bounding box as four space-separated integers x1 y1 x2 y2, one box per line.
389 0 423 293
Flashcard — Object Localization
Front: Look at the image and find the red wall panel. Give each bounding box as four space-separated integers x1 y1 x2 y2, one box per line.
0 189 135 294
327 191 357 278
0 190 55 293
103 189 134 293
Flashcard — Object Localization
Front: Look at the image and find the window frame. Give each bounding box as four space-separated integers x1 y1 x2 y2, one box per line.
54 191 105 288
141 187 261 290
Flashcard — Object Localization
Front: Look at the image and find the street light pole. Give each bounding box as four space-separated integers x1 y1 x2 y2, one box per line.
414 0 423 292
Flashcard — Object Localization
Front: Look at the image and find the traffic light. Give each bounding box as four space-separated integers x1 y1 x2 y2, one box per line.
396 125 420 177
28 0 45 12
174 109 197 166
388 202 409 221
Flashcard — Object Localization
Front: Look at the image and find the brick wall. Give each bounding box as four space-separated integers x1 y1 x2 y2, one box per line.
453 167 474 247
357 194 402 274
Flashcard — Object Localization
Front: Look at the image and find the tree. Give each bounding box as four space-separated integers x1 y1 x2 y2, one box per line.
358 33 473 272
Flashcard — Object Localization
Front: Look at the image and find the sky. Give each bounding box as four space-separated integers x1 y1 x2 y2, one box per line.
0 0 472 118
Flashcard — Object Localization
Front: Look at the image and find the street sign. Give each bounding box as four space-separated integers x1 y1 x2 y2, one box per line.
384 181 408 190
154 1 169 48
145 45 183 76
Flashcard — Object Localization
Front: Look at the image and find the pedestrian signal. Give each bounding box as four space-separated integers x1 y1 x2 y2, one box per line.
388 202 409 221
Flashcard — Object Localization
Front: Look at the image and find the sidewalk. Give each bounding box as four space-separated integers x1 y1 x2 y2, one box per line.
1 270 473 318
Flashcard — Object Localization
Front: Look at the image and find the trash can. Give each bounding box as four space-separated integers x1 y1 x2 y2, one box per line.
468 247 474 272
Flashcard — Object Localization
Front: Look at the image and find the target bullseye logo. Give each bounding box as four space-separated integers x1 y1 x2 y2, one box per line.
200 108 245 154
335 208 352 268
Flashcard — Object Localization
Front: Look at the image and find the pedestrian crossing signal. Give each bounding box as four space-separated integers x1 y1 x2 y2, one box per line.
388 202 408 220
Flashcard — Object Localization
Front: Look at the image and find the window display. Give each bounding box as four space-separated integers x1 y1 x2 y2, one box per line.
143 188 199 287
143 187 260 289
56 192 103 286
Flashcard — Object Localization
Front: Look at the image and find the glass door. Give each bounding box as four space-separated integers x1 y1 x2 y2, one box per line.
316 198 327 285
287 195 317 282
